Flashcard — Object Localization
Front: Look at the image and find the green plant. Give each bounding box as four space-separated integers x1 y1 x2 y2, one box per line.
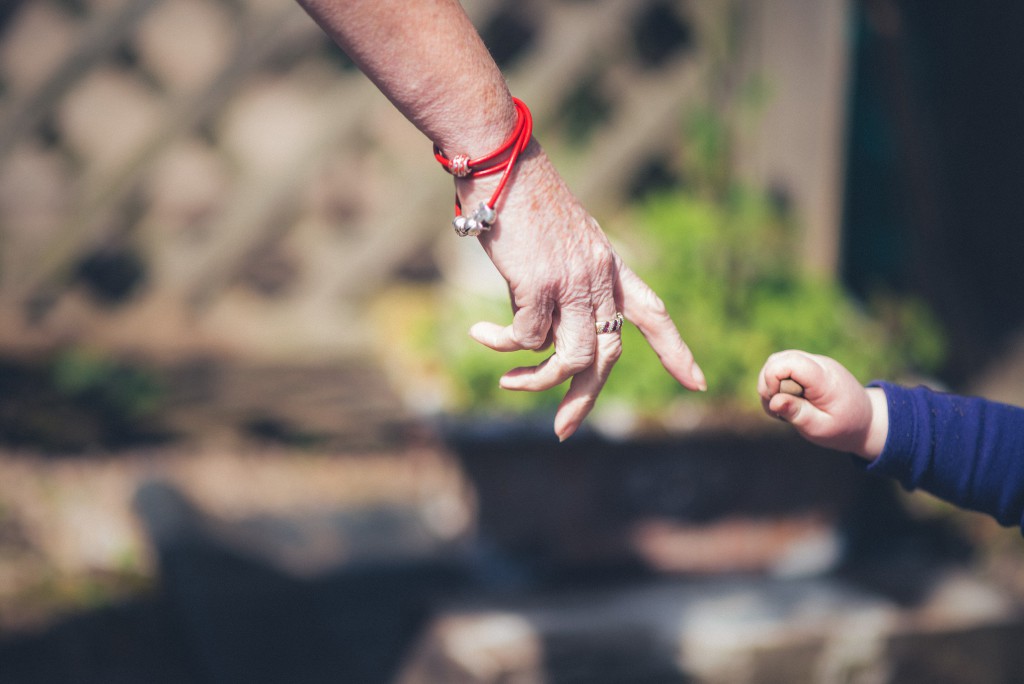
429 26 945 422
51 348 164 419
611 189 944 413
434 185 944 420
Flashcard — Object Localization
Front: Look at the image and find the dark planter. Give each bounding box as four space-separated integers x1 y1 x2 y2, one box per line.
443 418 895 581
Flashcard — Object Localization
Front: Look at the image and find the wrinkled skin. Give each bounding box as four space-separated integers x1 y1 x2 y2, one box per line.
295 0 706 439
462 144 706 440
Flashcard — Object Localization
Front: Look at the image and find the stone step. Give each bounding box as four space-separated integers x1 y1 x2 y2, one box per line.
397 572 1024 684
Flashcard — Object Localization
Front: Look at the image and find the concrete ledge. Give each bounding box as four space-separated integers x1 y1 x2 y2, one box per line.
397 572 1024 684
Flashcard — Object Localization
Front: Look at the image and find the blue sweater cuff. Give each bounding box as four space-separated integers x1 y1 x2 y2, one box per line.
863 381 919 483
861 380 1024 531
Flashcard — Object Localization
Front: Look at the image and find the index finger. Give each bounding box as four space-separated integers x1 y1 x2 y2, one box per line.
498 304 598 392
760 350 825 399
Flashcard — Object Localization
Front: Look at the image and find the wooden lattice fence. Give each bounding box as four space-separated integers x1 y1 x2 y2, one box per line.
0 0 849 361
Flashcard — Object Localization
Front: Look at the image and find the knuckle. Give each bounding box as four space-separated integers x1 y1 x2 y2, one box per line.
511 315 553 351
589 242 615 271
644 291 671 319
514 330 549 351
561 346 596 374
629 287 672 327
598 342 622 374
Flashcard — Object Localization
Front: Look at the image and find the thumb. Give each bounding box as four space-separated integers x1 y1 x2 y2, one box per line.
769 393 805 424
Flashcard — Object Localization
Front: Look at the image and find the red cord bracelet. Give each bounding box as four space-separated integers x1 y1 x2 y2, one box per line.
433 97 533 236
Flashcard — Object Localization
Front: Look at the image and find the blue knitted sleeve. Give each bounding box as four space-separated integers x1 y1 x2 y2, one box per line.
865 382 1024 532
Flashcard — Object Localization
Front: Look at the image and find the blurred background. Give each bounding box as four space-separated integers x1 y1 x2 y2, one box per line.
1 0 1023 682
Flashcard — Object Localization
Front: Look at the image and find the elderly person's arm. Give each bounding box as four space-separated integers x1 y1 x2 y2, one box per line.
298 0 706 439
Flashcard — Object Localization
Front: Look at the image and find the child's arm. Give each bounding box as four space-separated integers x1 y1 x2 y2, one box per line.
760 350 1024 533
757 350 888 460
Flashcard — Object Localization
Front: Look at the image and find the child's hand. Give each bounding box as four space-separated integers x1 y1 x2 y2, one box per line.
757 350 888 460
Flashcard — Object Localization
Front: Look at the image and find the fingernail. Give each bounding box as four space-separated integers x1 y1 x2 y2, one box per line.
555 419 575 442
692 363 708 392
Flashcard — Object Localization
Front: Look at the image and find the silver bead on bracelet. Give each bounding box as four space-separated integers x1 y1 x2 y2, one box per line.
452 202 497 237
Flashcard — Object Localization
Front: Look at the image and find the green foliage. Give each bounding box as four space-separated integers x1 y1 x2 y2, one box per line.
431 56 945 421
436 186 945 418
431 294 563 414
51 348 164 418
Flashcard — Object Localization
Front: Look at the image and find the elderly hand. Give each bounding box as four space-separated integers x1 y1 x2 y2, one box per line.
295 1 700 439
458 143 707 440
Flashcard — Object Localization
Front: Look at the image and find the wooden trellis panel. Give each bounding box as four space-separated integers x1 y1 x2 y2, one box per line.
0 0 850 359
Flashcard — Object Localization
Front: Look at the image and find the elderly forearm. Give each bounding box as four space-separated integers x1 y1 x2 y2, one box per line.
296 0 517 157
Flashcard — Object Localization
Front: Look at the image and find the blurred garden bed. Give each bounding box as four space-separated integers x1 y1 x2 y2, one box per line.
1 350 1024 684
0 353 471 635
